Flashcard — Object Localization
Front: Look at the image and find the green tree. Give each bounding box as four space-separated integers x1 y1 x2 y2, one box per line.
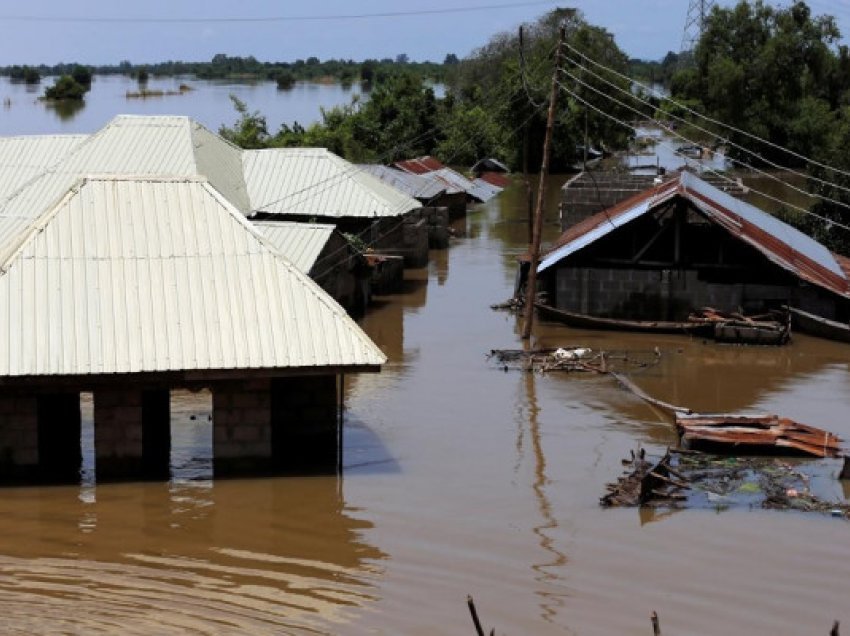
218 95 270 149
43 75 86 101
671 1 841 166
71 65 92 90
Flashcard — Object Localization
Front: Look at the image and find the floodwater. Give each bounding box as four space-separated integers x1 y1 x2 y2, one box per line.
0 72 848 631
0 173 848 634
0 74 364 135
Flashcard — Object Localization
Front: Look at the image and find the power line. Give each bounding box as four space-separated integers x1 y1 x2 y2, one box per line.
558 65 850 214
559 47 850 205
0 1 561 24
563 40 850 181
251 42 559 214
556 80 850 235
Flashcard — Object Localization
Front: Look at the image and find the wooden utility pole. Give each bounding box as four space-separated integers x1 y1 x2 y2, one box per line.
522 25 565 339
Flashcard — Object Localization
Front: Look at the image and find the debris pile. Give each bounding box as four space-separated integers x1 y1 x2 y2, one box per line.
688 306 791 345
487 347 660 373
602 448 850 518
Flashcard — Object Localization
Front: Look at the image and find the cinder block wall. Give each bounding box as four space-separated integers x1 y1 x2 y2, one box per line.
213 378 273 476
555 267 805 320
94 388 144 479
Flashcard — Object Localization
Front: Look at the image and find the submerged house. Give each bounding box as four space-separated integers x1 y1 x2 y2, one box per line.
243 148 429 266
0 175 385 483
0 117 392 484
253 220 371 314
536 171 850 326
394 156 506 205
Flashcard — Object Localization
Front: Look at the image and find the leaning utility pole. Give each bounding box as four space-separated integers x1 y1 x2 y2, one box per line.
522 25 565 340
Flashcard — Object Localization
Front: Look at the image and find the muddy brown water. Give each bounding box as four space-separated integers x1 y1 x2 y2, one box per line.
2 176 850 634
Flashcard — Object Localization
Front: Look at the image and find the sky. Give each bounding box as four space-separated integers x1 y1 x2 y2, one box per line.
0 0 848 66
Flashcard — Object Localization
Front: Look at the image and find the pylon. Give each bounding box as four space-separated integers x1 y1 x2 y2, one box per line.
681 0 716 53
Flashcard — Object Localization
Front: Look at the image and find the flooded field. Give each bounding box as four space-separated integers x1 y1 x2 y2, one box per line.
0 176 849 634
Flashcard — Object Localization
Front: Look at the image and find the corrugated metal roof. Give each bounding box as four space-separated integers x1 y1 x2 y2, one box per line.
470 177 503 202
252 220 336 273
394 156 445 175
0 175 385 377
244 148 421 219
539 171 850 299
0 115 253 266
356 164 451 200
0 134 88 200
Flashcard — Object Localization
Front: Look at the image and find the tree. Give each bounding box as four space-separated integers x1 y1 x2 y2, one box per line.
670 0 842 167
71 65 92 89
44 75 86 101
446 9 633 170
218 95 270 149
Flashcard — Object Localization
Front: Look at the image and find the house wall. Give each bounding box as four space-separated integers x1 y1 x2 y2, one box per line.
0 372 343 485
554 266 840 320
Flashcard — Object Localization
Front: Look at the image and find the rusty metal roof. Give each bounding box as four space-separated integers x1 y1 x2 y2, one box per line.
393 156 446 175
539 171 850 299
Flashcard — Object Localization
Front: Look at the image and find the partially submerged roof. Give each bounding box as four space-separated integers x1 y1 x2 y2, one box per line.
393 156 446 174
539 171 850 299
0 134 87 200
356 164 452 200
0 115 252 263
394 156 503 202
471 157 510 175
244 148 421 219
0 175 385 377
253 220 337 273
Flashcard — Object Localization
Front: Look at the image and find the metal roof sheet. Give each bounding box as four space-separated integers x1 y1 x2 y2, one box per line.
0 116 253 265
252 220 336 273
0 175 385 377
244 148 421 219
0 134 88 200
539 172 850 299
356 164 451 200
469 177 503 202
394 156 446 175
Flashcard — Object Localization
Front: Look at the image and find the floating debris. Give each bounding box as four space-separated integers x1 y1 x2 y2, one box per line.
602 448 850 518
688 306 791 345
487 347 660 374
676 413 843 458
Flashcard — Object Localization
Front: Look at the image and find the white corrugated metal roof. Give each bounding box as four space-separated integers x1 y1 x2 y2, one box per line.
0 175 385 377
253 220 336 273
0 134 88 200
0 115 253 266
357 164 452 200
244 148 421 218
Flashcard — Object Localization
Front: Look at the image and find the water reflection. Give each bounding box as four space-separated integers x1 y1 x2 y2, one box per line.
0 475 384 633
44 99 85 122
523 371 569 624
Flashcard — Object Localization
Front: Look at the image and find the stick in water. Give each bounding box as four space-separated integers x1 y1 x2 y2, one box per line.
467 595 485 636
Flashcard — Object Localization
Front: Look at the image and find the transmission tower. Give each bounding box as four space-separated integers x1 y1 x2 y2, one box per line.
681 0 716 53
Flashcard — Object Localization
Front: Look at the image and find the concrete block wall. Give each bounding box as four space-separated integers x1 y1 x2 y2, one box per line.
213 378 273 476
94 388 144 480
554 267 792 320
0 394 38 479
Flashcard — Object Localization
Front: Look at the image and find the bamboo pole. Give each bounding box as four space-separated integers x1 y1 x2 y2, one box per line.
522 26 565 339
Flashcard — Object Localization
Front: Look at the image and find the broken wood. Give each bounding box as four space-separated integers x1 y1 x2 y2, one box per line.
676 413 843 458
